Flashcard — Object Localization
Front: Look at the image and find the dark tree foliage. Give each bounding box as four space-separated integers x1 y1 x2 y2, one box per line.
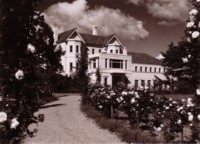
75 44 90 103
0 0 63 143
96 67 101 83
162 0 200 92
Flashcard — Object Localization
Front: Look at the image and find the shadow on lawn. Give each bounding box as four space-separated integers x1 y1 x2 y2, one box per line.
40 103 65 109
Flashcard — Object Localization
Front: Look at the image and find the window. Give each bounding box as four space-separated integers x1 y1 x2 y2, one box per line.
135 80 138 89
154 68 157 73
76 62 79 69
110 50 113 53
147 80 151 88
105 59 107 68
125 60 127 69
92 49 95 54
135 66 138 72
76 45 79 53
99 49 101 53
104 77 107 86
145 67 147 72
140 67 142 72
141 80 145 87
159 68 161 73
110 59 123 69
120 49 123 54
116 50 118 54
70 62 73 72
70 45 73 52
150 67 152 72
93 60 96 68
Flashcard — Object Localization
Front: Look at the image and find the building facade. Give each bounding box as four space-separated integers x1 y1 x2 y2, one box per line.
57 27 165 88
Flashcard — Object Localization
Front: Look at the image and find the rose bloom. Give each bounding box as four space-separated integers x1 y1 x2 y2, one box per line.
15 69 24 80
10 118 19 129
192 31 200 39
189 9 198 15
196 88 200 95
186 21 194 28
198 114 200 120
27 44 36 53
0 112 7 123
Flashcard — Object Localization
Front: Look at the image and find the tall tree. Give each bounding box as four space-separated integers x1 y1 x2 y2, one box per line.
75 44 90 103
162 0 200 92
0 0 62 142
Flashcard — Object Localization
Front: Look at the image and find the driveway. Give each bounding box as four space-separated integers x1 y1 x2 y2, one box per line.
24 93 123 144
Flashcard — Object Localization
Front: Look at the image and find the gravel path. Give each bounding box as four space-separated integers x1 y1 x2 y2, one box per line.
24 93 124 144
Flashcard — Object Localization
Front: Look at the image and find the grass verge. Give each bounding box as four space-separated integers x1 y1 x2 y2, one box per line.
80 104 161 143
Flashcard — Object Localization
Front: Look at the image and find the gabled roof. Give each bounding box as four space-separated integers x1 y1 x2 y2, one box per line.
57 28 76 44
128 52 162 65
80 33 114 47
56 28 121 47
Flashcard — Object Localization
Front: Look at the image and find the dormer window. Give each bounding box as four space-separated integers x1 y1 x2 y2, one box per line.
116 50 118 54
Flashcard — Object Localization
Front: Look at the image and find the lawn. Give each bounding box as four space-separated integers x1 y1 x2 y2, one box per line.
157 94 193 100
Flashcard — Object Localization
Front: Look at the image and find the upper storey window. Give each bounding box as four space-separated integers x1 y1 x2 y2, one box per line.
110 50 113 53
116 50 118 54
92 49 95 54
70 45 73 53
76 45 79 53
110 59 123 69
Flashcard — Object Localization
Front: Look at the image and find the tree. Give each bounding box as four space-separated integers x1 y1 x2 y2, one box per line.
0 0 62 142
75 44 90 104
162 0 200 92
96 67 101 83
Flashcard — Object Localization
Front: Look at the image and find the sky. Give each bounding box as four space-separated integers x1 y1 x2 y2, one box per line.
37 0 192 57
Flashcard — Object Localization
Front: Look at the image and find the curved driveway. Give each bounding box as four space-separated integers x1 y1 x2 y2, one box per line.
24 93 123 144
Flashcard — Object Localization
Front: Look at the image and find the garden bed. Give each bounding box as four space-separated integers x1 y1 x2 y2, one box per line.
81 104 161 143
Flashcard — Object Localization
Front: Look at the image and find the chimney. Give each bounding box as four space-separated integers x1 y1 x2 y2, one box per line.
92 25 98 35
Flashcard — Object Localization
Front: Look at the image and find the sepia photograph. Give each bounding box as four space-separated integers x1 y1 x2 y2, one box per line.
1 0 200 143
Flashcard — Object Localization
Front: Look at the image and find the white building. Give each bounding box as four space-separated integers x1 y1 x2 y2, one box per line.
56 27 165 88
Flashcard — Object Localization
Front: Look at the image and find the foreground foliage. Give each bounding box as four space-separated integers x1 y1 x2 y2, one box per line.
0 0 62 143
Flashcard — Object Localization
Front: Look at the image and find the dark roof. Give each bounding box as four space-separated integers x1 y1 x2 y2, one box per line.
56 28 76 44
128 52 162 65
80 33 114 47
56 28 114 46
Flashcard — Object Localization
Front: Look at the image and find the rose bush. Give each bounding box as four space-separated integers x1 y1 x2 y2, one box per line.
87 82 200 142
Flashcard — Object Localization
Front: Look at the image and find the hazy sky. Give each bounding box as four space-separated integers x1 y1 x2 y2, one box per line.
37 0 192 57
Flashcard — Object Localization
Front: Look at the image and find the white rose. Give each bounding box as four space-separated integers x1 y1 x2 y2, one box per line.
27 44 36 53
186 21 194 28
99 105 102 109
189 9 198 15
156 127 162 132
177 119 182 124
0 112 7 123
10 118 19 129
15 69 24 80
192 31 200 39
165 106 169 110
177 106 183 112
122 91 127 96
131 98 135 104
182 57 188 63
188 113 193 121
198 114 200 120
197 0 200 2
196 88 200 95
